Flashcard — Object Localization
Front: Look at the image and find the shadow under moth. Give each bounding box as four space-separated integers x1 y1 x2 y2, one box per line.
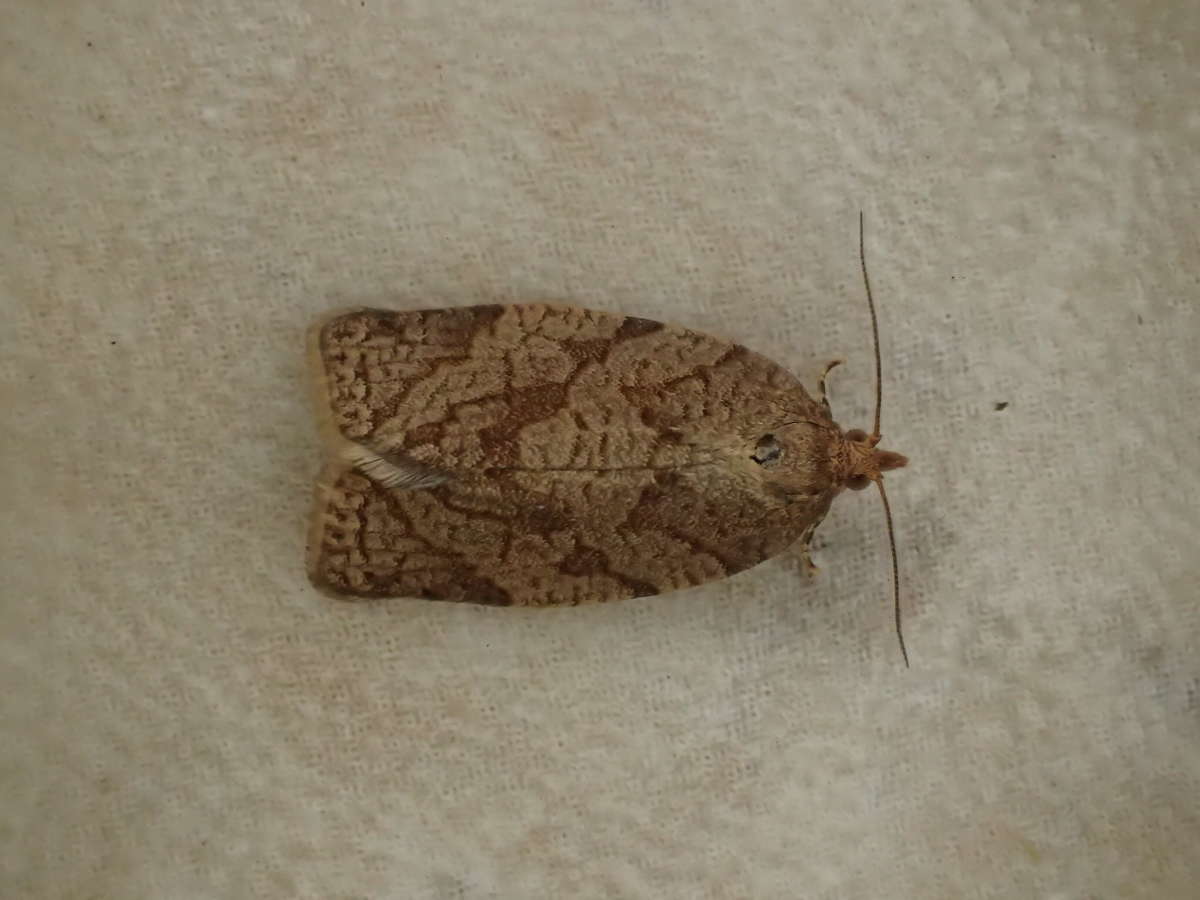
307 216 911 663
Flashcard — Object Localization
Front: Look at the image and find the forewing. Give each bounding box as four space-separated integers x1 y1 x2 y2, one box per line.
308 463 804 605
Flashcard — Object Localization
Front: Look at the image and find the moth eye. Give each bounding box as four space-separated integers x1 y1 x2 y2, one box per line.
845 429 868 443
847 474 872 491
751 434 784 466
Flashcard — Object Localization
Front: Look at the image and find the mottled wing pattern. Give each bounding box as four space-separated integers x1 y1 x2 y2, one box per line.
307 304 830 605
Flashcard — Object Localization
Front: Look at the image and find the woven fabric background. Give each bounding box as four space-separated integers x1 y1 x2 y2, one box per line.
3 2 1198 897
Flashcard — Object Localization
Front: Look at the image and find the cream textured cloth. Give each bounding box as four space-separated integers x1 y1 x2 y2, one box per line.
3 2 1198 897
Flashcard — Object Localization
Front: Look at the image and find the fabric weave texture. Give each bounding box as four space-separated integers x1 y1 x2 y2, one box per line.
2 2 1197 897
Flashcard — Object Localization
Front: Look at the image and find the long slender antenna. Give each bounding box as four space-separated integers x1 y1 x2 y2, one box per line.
875 477 908 667
857 212 907 665
859 211 882 442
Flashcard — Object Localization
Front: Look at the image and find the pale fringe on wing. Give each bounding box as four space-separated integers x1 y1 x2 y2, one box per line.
337 442 449 490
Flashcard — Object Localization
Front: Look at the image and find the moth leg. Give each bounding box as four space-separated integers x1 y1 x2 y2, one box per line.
797 521 821 576
816 359 844 415
799 541 819 576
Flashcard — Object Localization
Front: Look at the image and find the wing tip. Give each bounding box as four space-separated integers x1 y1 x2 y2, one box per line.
305 462 357 599
306 308 363 452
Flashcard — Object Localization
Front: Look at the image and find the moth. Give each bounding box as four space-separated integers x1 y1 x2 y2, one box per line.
307 215 910 662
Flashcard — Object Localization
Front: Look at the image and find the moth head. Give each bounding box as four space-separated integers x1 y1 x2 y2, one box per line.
839 428 908 491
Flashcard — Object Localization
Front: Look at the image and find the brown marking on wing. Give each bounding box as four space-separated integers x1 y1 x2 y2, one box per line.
474 382 570 465
313 305 505 441
559 543 660 600
614 315 665 340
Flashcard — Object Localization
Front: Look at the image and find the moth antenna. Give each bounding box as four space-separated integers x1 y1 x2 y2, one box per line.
860 215 907 665
859 211 883 443
874 476 908 667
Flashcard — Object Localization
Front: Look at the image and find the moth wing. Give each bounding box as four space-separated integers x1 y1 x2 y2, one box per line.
308 464 514 604
310 303 816 476
307 462 803 605
308 304 830 603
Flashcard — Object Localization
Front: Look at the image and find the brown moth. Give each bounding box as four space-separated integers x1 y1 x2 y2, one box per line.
307 215 910 662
